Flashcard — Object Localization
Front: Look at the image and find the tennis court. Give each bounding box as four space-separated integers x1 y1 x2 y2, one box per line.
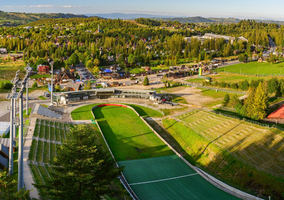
118 155 240 200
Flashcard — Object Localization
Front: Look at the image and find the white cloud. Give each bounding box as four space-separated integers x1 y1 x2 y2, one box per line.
28 5 54 8
4 6 14 8
27 5 81 8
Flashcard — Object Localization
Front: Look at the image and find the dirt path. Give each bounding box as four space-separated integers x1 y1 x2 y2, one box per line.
169 87 217 106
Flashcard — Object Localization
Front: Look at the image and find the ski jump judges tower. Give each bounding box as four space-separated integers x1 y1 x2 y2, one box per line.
7 65 30 191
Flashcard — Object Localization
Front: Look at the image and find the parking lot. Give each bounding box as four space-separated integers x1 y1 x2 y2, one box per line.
75 65 95 81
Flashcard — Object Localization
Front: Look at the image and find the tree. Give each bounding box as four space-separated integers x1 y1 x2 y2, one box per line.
32 81 38 88
128 54 136 65
238 54 247 62
0 170 30 199
84 81 92 90
3 83 13 89
222 93 230 106
93 58 100 67
244 87 256 118
251 82 268 120
68 53 79 65
55 84 61 92
93 66 100 75
34 125 124 200
86 60 93 69
143 76 149 86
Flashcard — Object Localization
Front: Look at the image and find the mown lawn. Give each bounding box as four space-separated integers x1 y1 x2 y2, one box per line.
215 61 284 76
199 88 243 99
94 106 173 161
162 116 284 199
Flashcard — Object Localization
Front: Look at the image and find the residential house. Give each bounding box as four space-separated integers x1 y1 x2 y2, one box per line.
0 48 7 54
64 81 82 91
37 65 50 75
55 68 76 83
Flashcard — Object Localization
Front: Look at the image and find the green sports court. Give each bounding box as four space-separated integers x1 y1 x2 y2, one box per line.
93 105 240 200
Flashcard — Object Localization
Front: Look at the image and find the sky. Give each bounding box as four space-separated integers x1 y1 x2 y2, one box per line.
1 0 284 20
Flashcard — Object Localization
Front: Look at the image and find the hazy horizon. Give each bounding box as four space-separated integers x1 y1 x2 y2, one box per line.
1 0 284 21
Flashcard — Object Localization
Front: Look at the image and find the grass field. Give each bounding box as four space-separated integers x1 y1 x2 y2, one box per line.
187 73 266 84
71 103 163 120
93 106 173 161
0 60 26 80
162 110 284 198
215 61 284 76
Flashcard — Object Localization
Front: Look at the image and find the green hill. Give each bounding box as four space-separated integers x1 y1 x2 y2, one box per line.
0 10 89 26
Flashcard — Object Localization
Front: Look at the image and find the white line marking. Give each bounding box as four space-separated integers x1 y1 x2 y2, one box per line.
129 173 199 186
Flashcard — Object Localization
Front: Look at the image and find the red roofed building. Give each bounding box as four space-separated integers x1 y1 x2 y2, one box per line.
38 65 49 75
267 104 284 120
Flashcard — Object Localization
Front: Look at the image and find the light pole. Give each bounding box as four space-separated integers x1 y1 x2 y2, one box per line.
8 98 14 175
26 64 30 115
18 90 24 190
49 59 54 106
8 71 20 176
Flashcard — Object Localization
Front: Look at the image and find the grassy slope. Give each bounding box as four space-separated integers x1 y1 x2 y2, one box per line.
162 114 284 199
215 61 284 75
94 106 173 161
71 103 163 120
0 11 88 25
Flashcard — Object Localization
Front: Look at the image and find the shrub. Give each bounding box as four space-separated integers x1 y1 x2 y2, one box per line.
32 82 38 88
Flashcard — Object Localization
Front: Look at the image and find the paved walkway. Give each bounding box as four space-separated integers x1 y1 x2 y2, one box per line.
23 118 39 199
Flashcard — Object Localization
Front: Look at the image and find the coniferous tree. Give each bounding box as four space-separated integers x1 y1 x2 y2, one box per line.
251 82 268 120
143 76 149 86
222 93 230 106
34 125 124 200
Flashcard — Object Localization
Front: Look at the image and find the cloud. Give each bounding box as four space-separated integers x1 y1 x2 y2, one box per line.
27 5 81 8
28 5 54 8
4 6 14 8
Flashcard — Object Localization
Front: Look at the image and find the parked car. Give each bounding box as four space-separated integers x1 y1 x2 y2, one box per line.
44 92 50 97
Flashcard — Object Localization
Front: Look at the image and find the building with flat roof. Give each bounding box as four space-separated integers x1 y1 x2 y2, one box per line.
53 89 157 105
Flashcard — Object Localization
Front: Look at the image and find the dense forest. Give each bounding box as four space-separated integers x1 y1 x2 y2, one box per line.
0 17 283 74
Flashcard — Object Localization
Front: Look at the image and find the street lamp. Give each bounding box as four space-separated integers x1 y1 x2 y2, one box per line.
26 64 30 115
48 59 54 106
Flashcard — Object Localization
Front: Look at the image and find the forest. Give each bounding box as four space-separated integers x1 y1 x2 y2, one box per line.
0 18 283 76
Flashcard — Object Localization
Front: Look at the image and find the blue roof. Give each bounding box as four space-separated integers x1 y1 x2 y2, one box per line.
104 69 112 73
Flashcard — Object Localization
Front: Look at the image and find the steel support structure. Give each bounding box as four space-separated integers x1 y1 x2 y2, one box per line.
50 63 53 105
18 97 24 190
26 79 28 115
8 99 14 175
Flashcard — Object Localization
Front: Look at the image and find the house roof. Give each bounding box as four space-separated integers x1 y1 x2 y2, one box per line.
65 82 81 90
267 104 284 119
0 122 10 135
0 138 16 147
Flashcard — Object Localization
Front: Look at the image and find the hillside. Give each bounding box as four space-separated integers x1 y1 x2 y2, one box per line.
0 10 89 26
152 16 284 25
